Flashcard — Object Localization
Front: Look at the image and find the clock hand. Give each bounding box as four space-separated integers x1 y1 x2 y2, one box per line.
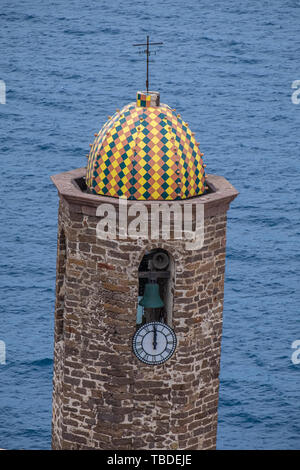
153 324 157 350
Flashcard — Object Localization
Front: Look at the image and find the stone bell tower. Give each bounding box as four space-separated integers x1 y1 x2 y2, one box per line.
51 90 238 450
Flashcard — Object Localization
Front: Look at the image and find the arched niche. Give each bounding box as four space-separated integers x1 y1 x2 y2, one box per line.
55 229 67 342
137 248 175 328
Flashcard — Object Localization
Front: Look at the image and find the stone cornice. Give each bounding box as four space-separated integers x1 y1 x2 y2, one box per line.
51 168 239 217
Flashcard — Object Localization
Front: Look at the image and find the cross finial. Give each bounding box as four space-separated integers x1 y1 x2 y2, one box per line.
133 36 163 93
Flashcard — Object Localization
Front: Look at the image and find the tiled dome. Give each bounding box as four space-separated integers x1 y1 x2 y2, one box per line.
86 91 207 200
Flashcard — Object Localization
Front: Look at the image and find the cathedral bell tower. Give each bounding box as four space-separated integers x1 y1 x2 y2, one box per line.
51 89 238 450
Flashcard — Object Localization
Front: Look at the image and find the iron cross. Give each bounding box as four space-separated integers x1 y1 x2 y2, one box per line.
133 36 163 93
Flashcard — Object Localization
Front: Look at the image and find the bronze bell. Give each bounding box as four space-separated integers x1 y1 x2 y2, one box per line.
139 283 164 309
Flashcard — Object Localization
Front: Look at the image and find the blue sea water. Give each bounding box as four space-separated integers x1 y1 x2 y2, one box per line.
0 0 300 450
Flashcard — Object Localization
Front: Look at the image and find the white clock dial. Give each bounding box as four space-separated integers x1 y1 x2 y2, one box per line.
132 321 177 365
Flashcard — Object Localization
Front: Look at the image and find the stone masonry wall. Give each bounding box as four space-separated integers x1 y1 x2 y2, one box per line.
52 195 228 450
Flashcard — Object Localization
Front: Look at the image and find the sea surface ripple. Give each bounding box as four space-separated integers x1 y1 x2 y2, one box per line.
0 0 300 449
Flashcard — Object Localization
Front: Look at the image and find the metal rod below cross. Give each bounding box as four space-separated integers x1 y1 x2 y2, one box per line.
133 36 163 92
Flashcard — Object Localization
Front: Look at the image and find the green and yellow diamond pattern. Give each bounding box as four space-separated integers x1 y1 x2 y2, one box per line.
86 101 206 200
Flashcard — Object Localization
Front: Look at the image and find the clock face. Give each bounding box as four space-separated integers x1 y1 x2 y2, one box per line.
132 322 177 365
